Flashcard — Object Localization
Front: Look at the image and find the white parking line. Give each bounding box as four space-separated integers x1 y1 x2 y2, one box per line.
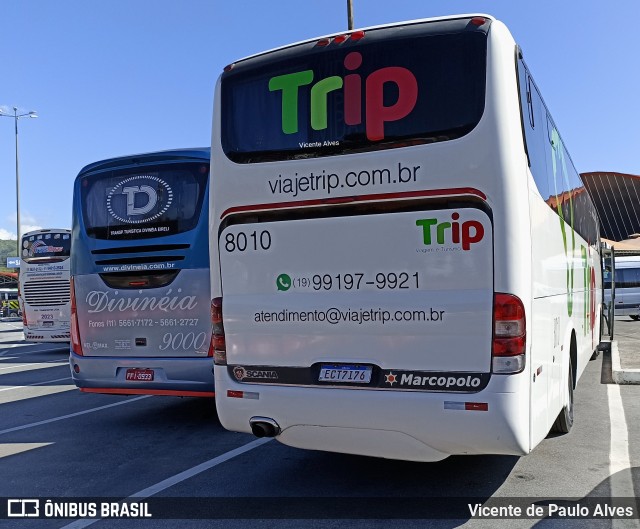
608 383 639 529
0 396 151 435
60 437 272 529
0 442 52 459
0 376 71 393
0 347 69 357
0 361 67 375
0 384 76 404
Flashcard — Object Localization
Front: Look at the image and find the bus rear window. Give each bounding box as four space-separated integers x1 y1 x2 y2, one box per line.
22 233 71 263
80 162 209 240
221 18 488 163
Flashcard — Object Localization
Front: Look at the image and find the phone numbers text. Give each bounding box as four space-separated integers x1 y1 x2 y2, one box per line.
292 272 420 291
116 318 199 327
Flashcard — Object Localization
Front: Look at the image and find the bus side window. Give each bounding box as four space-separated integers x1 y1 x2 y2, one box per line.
526 76 535 128
517 59 550 200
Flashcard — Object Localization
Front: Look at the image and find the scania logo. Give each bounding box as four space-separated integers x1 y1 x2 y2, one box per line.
233 366 247 381
232 366 279 381
106 175 173 224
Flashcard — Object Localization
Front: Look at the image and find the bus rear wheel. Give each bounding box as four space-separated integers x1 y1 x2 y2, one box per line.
630 315 640 321
552 357 574 434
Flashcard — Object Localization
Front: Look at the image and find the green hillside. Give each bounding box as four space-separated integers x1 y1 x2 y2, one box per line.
0 240 19 272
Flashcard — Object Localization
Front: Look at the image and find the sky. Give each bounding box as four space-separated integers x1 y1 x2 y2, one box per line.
0 0 638 247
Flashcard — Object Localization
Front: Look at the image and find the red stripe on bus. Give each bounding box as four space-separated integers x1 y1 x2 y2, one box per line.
220 188 487 219
79 388 215 398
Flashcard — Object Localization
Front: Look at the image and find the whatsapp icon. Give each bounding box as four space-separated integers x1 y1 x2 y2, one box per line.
276 274 292 291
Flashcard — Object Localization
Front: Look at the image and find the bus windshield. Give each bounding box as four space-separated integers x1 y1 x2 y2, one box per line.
81 162 209 240
221 18 487 162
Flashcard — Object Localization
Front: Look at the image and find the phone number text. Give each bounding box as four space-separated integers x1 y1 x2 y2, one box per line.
116 318 199 327
291 272 420 291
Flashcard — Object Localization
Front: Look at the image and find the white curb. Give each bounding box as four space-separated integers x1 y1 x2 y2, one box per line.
611 340 640 384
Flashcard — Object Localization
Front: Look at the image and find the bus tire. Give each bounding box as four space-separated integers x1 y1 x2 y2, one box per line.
551 356 574 434
630 315 640 321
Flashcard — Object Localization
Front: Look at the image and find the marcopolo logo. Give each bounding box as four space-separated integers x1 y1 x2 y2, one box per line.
268 51 418 141
107 175 173 224
383 370 486 391
416 213 485 251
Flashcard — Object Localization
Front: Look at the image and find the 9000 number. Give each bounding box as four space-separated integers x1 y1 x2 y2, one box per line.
224 230 272 252
159 332 208 351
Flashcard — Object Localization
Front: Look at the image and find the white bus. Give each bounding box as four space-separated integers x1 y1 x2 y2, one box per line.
210 14 603 461
20 229 71 342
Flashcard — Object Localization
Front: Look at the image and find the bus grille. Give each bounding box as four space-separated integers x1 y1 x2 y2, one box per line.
23 280 71 307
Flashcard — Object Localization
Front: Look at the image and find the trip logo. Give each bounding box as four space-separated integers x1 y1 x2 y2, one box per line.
268 51 418 141
416 213 485 251
107 175 173 224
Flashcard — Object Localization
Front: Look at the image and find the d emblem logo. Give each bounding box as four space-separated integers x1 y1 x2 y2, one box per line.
107 175 173 224
122 185 158 216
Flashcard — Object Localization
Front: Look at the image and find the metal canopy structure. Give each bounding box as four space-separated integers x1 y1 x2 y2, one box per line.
0 272 18 288
581 172 640 242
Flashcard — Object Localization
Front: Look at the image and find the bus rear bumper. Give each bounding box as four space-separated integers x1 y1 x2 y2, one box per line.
69 352 215 397
215 373 530 462
24 331 71 343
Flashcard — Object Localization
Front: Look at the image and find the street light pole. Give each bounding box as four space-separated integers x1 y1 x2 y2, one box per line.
0 106 38 256
14 107 21 259
347 0 354 30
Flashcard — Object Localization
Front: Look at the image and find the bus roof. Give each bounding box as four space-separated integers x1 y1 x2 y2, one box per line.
22 228 71 238
76 147 211 178
221 13 495 69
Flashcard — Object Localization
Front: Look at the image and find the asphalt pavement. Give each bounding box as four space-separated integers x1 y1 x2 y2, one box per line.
608 316 640 383
0 319 638 529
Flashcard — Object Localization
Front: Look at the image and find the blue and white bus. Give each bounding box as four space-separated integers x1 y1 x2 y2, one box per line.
70 148 214 397
210 15 603 461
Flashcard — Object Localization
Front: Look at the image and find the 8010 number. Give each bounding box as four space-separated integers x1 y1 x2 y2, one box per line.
224 230 272 252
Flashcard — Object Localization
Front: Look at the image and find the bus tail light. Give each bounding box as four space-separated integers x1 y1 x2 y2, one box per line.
17 283 26 325
210 297 226 365
492 293 525 374
70 277 84 356
315 30 365 47
470 17 487 27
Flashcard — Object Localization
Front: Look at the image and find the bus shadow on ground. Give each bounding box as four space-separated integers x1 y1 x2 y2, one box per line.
114 395 219 429
217 441 520 523
530 467 640 528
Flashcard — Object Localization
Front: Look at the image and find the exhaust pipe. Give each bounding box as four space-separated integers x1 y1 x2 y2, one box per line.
249 416 281 438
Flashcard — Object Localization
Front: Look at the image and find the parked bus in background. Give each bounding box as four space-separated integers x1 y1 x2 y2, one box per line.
210 15 603 461
0 288 20 317
70 148 214 397
20 229 71 342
